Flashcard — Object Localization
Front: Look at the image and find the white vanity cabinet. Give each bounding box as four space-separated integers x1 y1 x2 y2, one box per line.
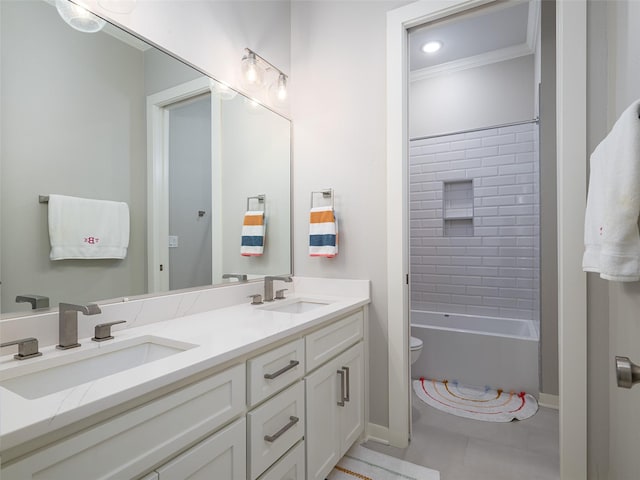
304 311 365 480
1 364 246 480
0 303 367 480
152 418 246 479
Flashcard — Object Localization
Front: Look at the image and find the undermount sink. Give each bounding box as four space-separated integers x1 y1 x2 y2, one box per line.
260 299 330 314
0 336 196 400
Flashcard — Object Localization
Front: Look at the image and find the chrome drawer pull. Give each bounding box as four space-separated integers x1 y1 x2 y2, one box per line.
264 416 299 442
264 360 300 380
337 369 346 406
343 366 350 402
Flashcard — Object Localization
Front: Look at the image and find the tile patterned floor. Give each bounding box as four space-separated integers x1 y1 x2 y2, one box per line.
364 392 560 480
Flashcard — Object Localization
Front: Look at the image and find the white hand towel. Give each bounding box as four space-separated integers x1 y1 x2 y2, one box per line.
583 99 640 281
48 194 130 260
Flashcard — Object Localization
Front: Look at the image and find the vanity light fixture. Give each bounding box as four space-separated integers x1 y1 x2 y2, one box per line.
241 48 289 104
55 0 106 33
422 40 443 54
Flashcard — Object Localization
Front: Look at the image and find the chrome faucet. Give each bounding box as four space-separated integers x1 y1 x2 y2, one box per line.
263 275 292 302
57 302 101 350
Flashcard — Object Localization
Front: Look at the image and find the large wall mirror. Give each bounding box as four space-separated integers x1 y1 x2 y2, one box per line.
0 0 291 316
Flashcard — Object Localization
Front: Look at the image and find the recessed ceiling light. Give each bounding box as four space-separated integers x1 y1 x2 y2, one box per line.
422 41 443 54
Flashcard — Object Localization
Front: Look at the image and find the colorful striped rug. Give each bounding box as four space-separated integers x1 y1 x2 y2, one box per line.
327 444 440 480
413 377 538 422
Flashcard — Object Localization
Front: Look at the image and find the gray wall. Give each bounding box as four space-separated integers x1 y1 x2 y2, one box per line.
410 55 536 138
0 0 147 312
291 0 412 428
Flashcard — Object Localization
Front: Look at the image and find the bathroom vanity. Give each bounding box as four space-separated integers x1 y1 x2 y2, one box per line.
0 278 369 480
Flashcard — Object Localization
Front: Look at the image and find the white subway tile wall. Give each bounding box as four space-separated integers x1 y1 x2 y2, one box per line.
410 123 540 322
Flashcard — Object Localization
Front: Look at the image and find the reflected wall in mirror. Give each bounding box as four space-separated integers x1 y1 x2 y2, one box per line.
0 0 291 316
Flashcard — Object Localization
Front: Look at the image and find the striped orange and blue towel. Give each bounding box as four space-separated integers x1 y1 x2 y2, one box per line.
241 210 265 256
309 206 338 257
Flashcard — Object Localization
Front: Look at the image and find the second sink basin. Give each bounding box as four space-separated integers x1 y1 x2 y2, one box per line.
259 298 330 314
0 336 196 400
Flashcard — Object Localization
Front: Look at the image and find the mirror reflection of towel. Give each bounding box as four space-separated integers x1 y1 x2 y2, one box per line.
241 210 265 256
48 194 130 260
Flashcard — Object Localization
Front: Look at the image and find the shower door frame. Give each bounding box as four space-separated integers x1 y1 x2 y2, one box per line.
386 0 587 477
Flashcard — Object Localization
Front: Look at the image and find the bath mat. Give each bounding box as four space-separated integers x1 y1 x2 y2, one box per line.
327 444 440 480
413 377 538 422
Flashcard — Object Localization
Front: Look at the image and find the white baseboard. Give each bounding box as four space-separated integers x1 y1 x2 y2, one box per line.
366 423 390 445
538 392 559 409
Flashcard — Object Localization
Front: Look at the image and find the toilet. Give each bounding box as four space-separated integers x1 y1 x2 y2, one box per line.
410 336 423 365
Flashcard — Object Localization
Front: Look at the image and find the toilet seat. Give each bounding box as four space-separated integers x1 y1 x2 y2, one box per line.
410 336 422 351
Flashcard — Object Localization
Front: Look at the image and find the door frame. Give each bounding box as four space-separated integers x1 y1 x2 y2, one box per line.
385 1 587 476
146 78 223 292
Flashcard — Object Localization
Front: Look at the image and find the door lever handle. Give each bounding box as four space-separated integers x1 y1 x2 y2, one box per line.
615 356 640 389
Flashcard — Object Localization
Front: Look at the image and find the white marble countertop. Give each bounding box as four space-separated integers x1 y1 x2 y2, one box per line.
0 278 369 452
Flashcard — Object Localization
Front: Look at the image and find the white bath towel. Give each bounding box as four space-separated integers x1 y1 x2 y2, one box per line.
48 194 130 260
583 99 640 281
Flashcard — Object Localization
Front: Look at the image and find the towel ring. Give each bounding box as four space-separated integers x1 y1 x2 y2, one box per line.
310 189 333 209
247 194 265 212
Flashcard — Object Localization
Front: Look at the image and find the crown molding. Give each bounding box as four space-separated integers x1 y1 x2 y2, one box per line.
410 42 535 83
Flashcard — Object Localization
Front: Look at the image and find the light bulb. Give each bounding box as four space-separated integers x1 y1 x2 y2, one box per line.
241 51 264 89
55 0 106 33
422 41 443 54
276 74 287 101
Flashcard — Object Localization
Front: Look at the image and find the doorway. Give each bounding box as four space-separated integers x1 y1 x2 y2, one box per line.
166 94 213 290
386 0 587 477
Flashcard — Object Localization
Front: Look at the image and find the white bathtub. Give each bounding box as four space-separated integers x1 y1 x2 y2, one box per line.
411 310 539 395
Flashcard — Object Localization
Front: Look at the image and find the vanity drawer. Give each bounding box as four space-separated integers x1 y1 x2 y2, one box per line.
248 381 305 480
248 338 305 407
258 440 305 480
1 364 246 480
305 309 363 372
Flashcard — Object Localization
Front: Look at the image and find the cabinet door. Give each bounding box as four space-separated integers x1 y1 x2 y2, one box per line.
304 357 341 480
338 342 364 454
156 418 246 480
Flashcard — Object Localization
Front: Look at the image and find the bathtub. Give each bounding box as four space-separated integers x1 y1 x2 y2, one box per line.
411 310 539 395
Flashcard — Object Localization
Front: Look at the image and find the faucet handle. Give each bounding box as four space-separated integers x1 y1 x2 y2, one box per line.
92 320 127 342
275 289 288 300
248 294 263 305
0 337 42 360
16 294 49 309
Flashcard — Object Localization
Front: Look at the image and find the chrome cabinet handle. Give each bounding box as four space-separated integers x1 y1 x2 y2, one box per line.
264 360 300 380
616 356 640 388
264 416 299 442
342 366 350 402
337 370 346 406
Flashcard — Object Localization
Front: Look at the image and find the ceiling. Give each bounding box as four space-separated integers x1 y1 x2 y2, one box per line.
409 1 535 73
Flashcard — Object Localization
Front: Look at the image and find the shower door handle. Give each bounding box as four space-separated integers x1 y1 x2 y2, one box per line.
615 356 640 388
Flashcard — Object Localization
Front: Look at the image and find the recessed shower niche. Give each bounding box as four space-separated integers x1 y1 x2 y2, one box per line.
443 179 473 237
